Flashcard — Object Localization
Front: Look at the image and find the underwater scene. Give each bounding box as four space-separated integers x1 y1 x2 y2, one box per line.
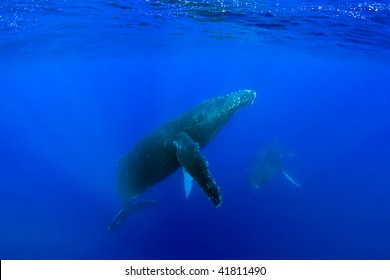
0 0 390 260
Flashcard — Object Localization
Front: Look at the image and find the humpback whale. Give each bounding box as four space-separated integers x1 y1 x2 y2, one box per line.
250 139 301 189
109 89 256 231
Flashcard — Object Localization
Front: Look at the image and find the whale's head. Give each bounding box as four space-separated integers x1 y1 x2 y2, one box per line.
224 89 256 109
184 89 256 146
209 89 256 125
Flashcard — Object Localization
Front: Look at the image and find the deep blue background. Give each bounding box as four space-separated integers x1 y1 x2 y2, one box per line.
1 1 390 259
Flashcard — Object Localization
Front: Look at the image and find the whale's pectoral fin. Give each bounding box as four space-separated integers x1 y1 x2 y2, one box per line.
174 132 222 207
108 200 158 232
282 169 301 187
183 168 193 198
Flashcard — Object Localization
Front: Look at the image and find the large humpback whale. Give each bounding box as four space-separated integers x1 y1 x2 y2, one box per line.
109 89 256 231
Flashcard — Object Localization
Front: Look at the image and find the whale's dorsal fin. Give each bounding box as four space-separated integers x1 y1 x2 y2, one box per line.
174 132 222 207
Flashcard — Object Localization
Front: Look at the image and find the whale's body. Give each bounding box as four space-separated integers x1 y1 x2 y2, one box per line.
250 140 301 189
109 89 256 231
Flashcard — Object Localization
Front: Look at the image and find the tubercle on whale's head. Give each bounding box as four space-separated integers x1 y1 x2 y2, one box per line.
214 89 256 118
228 89 256 108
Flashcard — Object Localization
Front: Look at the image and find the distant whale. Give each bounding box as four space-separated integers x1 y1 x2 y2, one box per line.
109 89 256 231
250 139 300 189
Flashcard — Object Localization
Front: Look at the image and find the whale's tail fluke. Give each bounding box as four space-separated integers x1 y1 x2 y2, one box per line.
108 200 158 232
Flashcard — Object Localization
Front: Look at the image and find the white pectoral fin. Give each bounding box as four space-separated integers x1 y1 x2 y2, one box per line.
282 169 301 187
183 168 193 198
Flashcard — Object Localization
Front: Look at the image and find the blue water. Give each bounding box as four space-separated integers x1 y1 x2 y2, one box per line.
1 0 390 260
